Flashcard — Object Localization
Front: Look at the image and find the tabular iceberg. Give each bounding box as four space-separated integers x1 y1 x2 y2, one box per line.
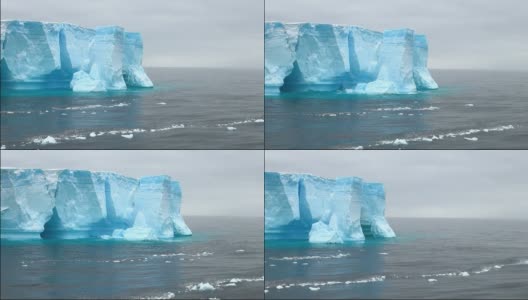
0 168 191 240
265 22 438 95
265 172 395 243
0 20 153 92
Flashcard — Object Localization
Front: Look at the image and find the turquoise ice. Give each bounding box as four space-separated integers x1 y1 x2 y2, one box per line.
0 168 191 240
264 22 438 95
265 172 395 243
0 20 153 91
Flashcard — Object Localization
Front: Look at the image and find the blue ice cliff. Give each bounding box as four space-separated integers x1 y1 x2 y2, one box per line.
0 20 153 92
264 22 438 95
265 172 395 243
0 168 191 240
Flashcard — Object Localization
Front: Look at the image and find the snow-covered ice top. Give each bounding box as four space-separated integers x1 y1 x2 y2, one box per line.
265 22 438 95
0 20 153 92
0 168 191 240
265 172 395 243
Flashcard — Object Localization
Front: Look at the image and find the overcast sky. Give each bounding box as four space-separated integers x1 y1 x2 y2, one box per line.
1 0 263 69
266 151 528 220
1 150 263 217
266 0 528 70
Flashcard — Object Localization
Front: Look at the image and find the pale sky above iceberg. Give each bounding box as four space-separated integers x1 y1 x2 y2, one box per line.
266 0 528 71
1 0 263 69
1 151 263 217
266 151 528 220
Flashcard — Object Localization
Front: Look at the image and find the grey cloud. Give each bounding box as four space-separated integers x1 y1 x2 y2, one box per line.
265 150 528 220
1 150 263 217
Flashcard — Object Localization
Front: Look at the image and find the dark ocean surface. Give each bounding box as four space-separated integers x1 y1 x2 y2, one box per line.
265 218 528 299
1 216 264 299
1 68 263 149
265 70 528 149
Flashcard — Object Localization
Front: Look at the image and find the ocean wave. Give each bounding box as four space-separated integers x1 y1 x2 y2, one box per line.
374 106 439 112
217 118 264 127
377 125 516 147
270 253 350 261
272 276 386 291
182 276 263 293
53 103 130 111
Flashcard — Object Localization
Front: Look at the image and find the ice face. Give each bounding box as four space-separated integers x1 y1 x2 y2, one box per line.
1 20 153 91
363 29 417 94
282 23 348 92
265 172 395 244
264 22 438 95
348 27 383 83
1 169 57 238
122 32 154 88
264 22 296 95
0 168 191 240
360 183 396 238
1 21 60 81
413 35 439 90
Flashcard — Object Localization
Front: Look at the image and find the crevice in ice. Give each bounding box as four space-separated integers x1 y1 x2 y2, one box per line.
58 28 73 72
40 208 64 239
280 61 303 93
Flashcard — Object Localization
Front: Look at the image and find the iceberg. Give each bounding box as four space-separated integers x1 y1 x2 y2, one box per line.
264 22 438 95
265 172 395 243
0 168 191 240
0 20 153 92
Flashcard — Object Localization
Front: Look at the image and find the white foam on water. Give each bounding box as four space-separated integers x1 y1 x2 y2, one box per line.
217 118 265 127
33 136 57 145
157 102 167 105
150 124 185 132
474 266 493 274
464 137 478 141
188 282 215 291
465 104 474 107
271 253 351 261
121 134 134 139
377 125 515 147
1 145 6 150
235 249 245 253
427 279 437 283
374 106 439 112
309 287 320 291
20 117 264 147
139 292 176 300
54 103 130 111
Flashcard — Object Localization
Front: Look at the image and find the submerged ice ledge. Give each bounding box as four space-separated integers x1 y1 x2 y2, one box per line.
265 172 395 244
265 22 438 95
0 168 191 240
0 20 153 92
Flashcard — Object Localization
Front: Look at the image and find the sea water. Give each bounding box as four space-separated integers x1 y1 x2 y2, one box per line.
265 218 528 299
1 68 263 149
1 216 264 299
265 70 528 149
